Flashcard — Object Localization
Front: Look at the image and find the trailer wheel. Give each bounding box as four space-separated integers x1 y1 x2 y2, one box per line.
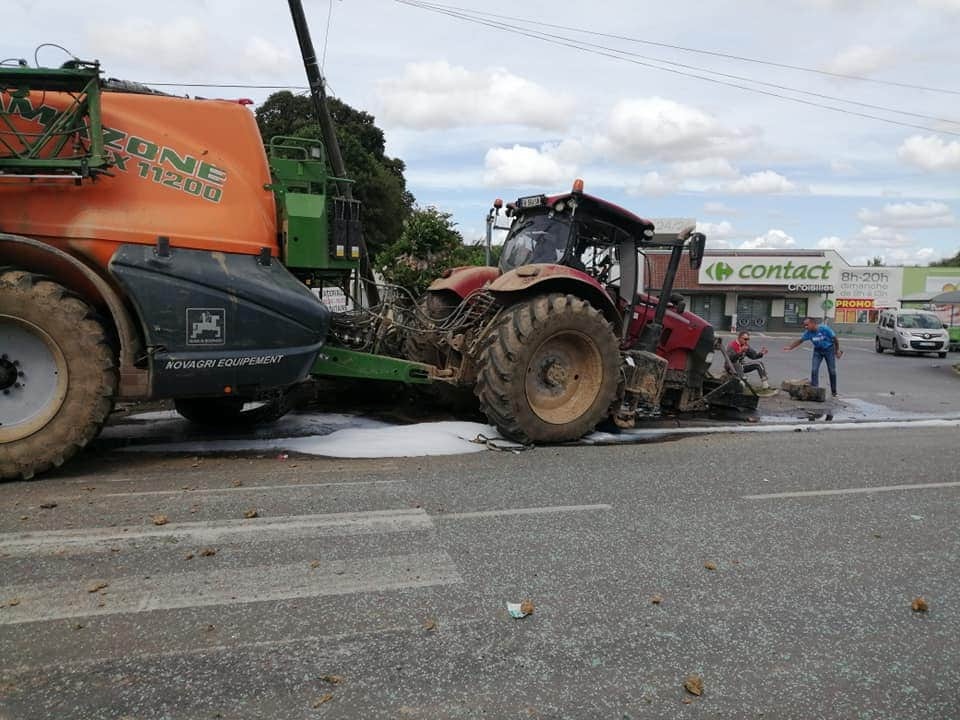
475 293 620 444
174 395 291 428
0 271 117 480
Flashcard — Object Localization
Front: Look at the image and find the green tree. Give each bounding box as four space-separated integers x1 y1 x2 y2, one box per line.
867 256 885 266
255 91 413 257
376 206 486 296
930 250 960 267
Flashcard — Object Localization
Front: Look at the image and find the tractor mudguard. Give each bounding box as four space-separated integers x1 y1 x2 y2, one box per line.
488 264 621 328
427 265 501 299
109 244 330 398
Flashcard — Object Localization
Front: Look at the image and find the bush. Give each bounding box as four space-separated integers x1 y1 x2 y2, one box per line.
377 207 489 297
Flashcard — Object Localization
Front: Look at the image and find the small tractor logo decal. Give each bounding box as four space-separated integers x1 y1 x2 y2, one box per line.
186 308 225 345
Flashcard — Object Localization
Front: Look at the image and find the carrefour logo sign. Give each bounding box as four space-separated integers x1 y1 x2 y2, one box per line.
701 258 833 285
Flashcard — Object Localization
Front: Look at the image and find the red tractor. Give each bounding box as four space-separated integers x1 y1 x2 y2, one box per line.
402 180 755 443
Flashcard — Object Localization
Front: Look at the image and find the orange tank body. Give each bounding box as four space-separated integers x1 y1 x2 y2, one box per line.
0 89 277 268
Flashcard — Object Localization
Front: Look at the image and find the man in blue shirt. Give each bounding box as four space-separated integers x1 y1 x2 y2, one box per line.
783 317 844 397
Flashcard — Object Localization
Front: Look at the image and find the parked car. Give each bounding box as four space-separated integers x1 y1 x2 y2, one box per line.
875 309 949 357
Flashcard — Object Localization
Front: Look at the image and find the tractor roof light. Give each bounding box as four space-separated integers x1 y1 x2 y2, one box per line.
572 178 584 193
493 198 503 209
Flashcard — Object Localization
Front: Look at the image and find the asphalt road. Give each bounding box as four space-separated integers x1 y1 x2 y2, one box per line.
1 341 958 719
731 332 958 415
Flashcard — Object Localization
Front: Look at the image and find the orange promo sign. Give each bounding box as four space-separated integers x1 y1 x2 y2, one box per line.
835 298 875 309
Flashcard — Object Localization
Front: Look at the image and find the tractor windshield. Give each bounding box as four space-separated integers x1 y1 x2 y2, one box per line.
499 213 571 272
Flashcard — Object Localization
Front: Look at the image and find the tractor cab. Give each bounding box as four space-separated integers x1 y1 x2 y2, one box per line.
499 184 657 307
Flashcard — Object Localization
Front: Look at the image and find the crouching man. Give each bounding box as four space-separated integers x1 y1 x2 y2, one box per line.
727 331 770 389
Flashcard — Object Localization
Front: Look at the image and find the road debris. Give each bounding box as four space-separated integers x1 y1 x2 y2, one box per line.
152 514 169 526
313 693 334 707
87 581 108 593
310 560 321 569
704 561 718 571
184 553 194 561
684 674 704 696
911 596 929 612
650 594 663 605
39 502 57 509
243 509 259 519
507 599 535 618
422 618 438 632
199 548 217 557
319 675 343 685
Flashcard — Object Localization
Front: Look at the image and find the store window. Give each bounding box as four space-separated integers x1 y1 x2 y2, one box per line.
835 308 881 324
783 299 807 325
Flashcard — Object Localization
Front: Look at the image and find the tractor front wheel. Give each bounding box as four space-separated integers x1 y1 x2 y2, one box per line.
0 271 117 480
475 293 620 444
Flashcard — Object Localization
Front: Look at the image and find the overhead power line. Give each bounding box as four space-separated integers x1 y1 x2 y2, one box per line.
400 0 960 97
396 0 960 137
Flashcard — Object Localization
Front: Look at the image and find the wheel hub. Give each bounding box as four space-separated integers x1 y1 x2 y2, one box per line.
525 330 601 425
0 355 18 392
541 358 569 388
0 315 69 442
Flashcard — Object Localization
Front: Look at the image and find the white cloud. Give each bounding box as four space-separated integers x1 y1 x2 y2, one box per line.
597 97 755 163
830 160 858 175
817 236 849 250
703 201 738 215
89 17 208 72
625 171 679 196
670 157 739 179
854 225 914 248
238 36 296 76
739 229 797 249
724 171 799 195
379 61 574 131
917 0 960 12
697 220 736 240
823 44 896 76
483 142 581 187
876 247 942 266
897 135 960 171
857 201 955 228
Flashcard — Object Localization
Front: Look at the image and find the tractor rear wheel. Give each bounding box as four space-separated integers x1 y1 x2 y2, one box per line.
475 293 620 444
0 271 117 480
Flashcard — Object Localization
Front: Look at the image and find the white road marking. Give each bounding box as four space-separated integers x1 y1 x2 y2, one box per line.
436 504 611 521
0 552 461 625
0 509 431 556
745 480 960 500
98 479 401 498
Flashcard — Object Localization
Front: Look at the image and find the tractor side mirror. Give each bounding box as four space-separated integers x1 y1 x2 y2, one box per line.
688 232 706 270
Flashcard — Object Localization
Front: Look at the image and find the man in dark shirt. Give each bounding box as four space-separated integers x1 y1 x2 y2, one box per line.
727 331 770 389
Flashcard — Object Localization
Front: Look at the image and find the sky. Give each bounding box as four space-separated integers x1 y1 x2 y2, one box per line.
8 0 960 266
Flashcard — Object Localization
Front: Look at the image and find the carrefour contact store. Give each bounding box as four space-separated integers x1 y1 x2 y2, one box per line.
646 249 903 333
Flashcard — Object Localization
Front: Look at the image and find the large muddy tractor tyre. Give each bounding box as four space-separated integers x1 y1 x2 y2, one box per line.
475 293 621 444
174 394 292 428
0 271 118 481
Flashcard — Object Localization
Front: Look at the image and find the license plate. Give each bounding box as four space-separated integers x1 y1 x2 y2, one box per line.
917 342 934 347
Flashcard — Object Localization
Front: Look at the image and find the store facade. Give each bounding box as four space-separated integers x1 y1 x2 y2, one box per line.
643 249 957 334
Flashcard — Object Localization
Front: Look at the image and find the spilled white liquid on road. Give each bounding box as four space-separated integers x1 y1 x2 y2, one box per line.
103 405 960 459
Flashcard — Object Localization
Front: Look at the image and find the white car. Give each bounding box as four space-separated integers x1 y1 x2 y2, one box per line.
875 309 949 358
